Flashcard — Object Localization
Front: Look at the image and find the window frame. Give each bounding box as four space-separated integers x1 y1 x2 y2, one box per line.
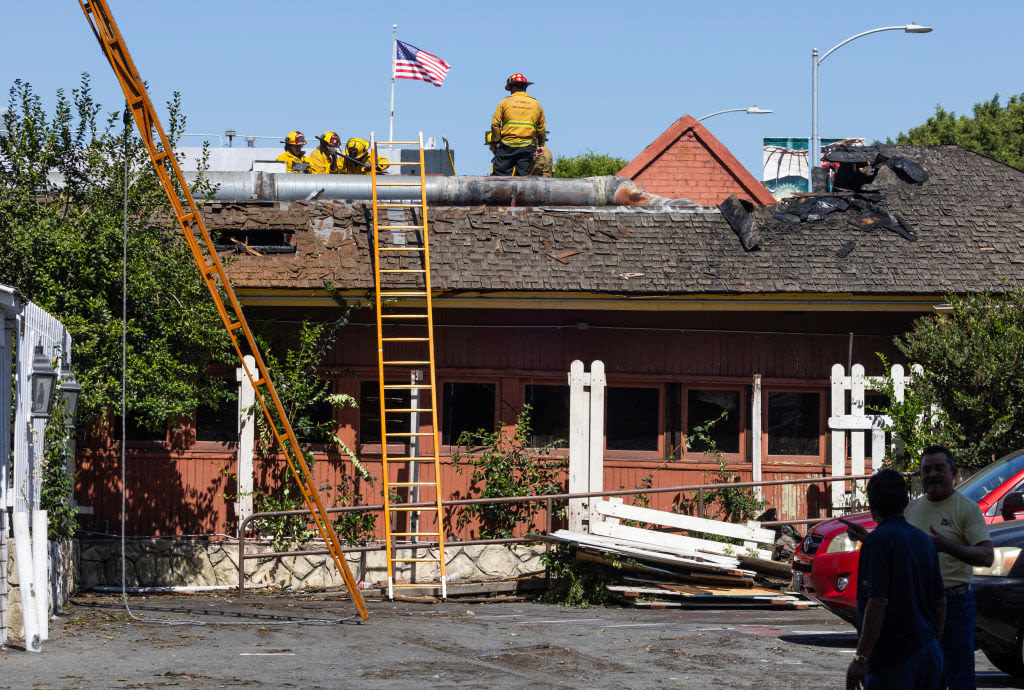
762 386 826 463
681 384 747 462
439 377 499 452
602 381 665 461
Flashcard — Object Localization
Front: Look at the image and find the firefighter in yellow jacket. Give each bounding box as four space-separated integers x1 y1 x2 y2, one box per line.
307 131 343 174
277 131 311 173
340 137 390 175
490 73 546 176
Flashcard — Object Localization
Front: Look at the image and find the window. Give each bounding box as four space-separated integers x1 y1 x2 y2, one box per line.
767 392 821 455
359 380 410 446
606 387 659 451
295 398 335 443
525 384 570 447
442 382 495 445
686 389 740 454
195 393 238 443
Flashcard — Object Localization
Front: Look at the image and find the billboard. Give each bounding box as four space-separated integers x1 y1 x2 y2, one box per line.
762 137 865 198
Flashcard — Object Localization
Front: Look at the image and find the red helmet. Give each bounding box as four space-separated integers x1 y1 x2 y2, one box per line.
319 131 341 148
505 73 534 91
283 130 305 146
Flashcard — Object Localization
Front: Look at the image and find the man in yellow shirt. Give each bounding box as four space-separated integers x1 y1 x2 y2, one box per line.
307 131 342 174
276 131 310 173
490 73 546 177
904 446 993 690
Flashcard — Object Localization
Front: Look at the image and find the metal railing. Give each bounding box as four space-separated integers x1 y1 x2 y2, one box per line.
236 472 877 595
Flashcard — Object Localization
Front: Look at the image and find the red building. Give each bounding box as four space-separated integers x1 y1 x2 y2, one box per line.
75 145 1024 538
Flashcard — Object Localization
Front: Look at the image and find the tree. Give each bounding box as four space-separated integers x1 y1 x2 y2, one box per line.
877 288 1024 472
894 93 1024 170
0 75 232 433
553 150 629 178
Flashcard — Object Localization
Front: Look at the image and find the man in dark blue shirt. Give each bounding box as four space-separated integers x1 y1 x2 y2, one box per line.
846 469 946 689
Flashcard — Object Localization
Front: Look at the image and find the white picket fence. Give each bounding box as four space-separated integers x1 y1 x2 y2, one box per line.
827 362 921 510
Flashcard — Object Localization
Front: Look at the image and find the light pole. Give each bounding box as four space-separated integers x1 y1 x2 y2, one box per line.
810 23 932 192
697 106 773 122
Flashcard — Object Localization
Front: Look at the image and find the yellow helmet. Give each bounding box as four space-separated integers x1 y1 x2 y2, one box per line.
484 130 495 145
283 130 305 146
318 131 341 148
346 137 370 160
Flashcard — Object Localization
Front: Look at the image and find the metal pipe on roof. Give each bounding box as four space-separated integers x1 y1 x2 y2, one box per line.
186 172 695 207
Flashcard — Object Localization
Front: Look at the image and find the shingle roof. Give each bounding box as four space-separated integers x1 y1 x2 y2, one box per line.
209 146 1024 297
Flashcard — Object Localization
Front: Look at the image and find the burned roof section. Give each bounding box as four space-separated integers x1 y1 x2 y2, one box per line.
210 146 1024 298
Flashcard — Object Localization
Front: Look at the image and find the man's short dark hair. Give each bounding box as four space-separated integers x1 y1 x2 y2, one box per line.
921 444 956 470
867 469 909 519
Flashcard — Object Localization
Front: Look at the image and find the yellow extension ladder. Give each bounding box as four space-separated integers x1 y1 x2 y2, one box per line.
369 133 448 600
79 0 369 619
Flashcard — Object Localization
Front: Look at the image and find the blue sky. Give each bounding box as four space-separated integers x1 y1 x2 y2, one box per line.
2 1 1022 179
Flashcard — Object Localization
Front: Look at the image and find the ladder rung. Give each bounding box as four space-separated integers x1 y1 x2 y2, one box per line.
390 532 440 537
392 558 442 563
377 140 421 146
201 263 219 276
379 269 427 274
385 457 439 462
227 321 243 331
382 361 430 366
381 314 428 319
380 247 425 252
383 384 432 390
382 337 429 342
387 506 442 513
376 203 421 208
384 432 434 438
387 482 438 488
385 407 433 413
181 212 196 223
252 378 265 387
375 182 421 187
389 161 422 166
377 225 420 230
380 291 427 296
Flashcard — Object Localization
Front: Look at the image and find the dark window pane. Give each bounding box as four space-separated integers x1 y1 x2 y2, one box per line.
606 387 659 451
767 392 820 455
296 398 335 443
195 393 238 443
687 389 740 454
443 382 495 445
360 380 411 445
525 385 570 447
115 416 166 442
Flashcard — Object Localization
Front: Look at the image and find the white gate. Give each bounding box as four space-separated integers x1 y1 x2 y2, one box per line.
827 362 919 511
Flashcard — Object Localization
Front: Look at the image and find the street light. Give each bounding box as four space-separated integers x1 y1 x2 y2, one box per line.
697 106 773 122
29 344 57 417
810 23 932 192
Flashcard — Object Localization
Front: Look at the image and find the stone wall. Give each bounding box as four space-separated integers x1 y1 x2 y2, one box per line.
77 538 548 591
3 539 77 644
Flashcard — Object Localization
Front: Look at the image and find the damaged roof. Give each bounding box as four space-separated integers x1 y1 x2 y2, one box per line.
209 146 1024 298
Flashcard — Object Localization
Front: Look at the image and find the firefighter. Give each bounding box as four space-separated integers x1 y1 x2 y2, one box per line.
277 131 311 173
531 130 553 177
307 131 343 174
490 73 546 177
340 137 390 175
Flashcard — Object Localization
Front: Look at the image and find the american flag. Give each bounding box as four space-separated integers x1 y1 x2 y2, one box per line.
394 40 450 87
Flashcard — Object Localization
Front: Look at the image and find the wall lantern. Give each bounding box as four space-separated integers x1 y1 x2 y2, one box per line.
59 358 82 429
30 344 58 417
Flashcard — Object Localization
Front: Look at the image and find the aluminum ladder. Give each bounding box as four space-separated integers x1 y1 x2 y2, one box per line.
79 0 369 620
369 133 447 599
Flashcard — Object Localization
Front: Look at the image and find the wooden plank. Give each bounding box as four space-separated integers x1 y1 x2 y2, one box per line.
567 360 588 532
557 528 743 569
592 500 776 545
589 518 774 561
828 414 893 430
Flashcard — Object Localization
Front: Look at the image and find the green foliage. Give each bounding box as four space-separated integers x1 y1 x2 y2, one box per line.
451 405 566 539
40 397 79 540
0 75 232 433
553 150 629 178
894 93 1024 170
248 317 374 549
680 413 767 522
538 544 624 607
873 289 1024 472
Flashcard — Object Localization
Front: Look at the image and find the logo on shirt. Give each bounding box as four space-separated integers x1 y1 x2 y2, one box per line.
941 518 951 527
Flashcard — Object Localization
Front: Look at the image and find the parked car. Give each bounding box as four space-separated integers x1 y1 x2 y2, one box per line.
792 449 1024 623
972 517 1024 678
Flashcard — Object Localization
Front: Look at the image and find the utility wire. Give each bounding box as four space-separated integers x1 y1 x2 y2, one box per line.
116 110 356 627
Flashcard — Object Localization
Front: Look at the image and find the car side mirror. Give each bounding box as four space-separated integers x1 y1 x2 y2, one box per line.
1001 491 1024 521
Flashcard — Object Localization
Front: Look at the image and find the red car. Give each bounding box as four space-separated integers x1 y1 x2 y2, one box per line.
792 449 1024 622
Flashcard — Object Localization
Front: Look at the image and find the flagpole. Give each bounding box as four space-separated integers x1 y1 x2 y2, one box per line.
389 24 397 141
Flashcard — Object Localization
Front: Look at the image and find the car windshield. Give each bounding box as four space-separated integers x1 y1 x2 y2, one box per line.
959 451 1024 503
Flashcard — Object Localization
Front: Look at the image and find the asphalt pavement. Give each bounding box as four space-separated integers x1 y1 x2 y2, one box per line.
0 593 1014 688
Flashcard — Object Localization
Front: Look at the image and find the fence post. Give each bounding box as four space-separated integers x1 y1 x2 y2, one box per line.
751 374 763 500
587 361 605 526
567 360 589 532
236 355 256 526
830 363 847 511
